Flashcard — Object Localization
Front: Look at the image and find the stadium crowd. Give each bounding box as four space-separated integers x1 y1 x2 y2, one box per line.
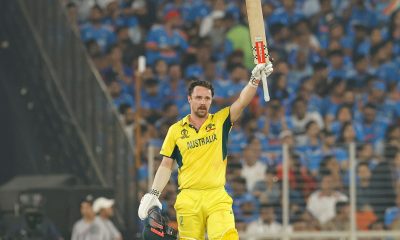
64 0 400 236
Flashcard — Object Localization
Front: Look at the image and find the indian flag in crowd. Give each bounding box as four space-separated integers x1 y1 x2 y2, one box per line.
383 0 400 15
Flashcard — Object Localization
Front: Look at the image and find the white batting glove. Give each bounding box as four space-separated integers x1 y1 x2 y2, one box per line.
251 63 267 80
264 62 273 78
249 63 273 87
138 192 162 220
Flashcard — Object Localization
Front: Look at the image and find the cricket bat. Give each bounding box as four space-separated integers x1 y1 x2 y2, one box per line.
245 0 270 102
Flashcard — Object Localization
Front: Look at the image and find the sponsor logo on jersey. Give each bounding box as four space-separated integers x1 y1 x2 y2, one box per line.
205 123 216 132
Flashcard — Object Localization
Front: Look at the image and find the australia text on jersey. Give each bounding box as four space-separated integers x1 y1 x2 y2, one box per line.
186 134 217 150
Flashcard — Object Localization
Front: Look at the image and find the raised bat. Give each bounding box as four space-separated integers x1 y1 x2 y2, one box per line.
245 0 271 102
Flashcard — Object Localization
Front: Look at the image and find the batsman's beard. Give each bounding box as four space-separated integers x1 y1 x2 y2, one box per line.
194 106 208 118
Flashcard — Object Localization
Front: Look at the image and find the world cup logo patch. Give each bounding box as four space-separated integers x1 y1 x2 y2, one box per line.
180 129 189 139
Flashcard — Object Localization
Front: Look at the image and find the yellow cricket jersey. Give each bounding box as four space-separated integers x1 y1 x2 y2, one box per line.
160 107 232 190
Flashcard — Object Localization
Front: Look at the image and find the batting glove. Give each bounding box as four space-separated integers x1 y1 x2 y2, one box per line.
249 63 273 87
264 62 273 78
138 191 162 220
251 63 267 81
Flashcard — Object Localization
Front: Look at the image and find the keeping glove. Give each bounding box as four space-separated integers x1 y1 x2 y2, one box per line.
138 191 162 220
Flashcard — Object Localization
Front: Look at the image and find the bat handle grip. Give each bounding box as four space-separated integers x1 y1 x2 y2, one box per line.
261 72 270 102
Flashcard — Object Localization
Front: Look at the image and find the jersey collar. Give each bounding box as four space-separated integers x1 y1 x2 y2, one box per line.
180 113 214 127
180 115 190 126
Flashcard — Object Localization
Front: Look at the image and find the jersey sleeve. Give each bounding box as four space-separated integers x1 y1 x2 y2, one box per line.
214 106 233 133
214 107 231 124
160 125 177 158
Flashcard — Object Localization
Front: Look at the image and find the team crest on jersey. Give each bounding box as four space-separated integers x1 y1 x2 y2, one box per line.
205 123 216 132
180 129 189 139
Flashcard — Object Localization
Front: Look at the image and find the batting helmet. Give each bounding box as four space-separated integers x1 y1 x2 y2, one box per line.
142 206 178 240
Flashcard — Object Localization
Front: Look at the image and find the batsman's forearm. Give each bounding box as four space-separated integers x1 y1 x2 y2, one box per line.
237 82 258 108
151 165 172 196
230 80 259 122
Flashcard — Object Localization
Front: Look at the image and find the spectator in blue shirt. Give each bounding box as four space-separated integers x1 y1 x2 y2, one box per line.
114 25 145 66
145 9 191 65
106 75 134 109
236 194 260 224
331 105 364 141
242 120 270 155
357 143 381 172
347 0 378 30
153 59 169 83
315 0 337 48
164 0 211 24
371 0 393 25
369 41 395 80
289 18 321 59
320 21 351 53
104 44 133 89
258 99 291 141
341 89 362 118
299 121 323 175
231 177 249 215
364 81 397 124
102 0 141 44
184 42 213 79
268 22 291 53
141 78 164 123
346 54 373 90
327 49 349 81
374 40 400 84
269 73 290 102
268 0 305 26
321 77 347 118
159 63 187 111
337 121 361 147
296 78 323 113
287 48 313 92
80 5 116 52
162 0 191 24
360 103 388 145
217 63 248 106
320 130 349 170
349 21 371 57
228 122 247 155
201 60 227 112
309 61 328 96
